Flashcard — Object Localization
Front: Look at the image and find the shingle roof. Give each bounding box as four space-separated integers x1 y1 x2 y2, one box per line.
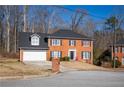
50 29 92 40
116 39 124 45
110 39 124 47
18 29 92 49
18 32 49 50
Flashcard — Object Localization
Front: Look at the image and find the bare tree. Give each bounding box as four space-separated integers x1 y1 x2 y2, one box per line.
80 17 95 37
0 6 4 52
71 9 87 31
12 6 20 53
4 6 11 53
23 5 28 32
33 6 64 34
112 6 124 41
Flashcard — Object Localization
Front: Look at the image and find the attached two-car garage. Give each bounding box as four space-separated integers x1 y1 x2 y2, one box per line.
21 50 47 62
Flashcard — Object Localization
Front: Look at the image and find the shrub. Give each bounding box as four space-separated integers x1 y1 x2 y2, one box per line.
0 52 19 59
93 60 102 66
104 56 111 62
63 56 70 61
59 56 70 61
60 57 63 61
111 60 121 68
49 56 70 61
49 57 53 61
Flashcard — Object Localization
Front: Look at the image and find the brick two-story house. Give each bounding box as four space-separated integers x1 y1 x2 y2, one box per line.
111 39 124 65
19 29 93 63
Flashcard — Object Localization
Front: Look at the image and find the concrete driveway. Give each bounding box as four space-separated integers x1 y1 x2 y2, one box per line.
1 71 124 87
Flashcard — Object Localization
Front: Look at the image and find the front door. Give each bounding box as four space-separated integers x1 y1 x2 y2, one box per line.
70 51 74 60
68 49 76 60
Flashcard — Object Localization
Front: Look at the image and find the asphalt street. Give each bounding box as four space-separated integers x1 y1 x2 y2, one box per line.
0 71 124 87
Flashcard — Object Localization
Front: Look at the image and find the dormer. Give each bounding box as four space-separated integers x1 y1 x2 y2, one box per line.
30 34 40 46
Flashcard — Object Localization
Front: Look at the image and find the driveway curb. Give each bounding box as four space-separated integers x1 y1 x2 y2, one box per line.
0 74 53 80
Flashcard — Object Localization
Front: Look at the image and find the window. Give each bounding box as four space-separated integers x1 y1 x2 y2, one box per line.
52 39 61 46
122 47 124 53
51 51 61 58
82 51 91 59
31 35 40 46
69 40 76 46
82 41 90 47
115 47 118 53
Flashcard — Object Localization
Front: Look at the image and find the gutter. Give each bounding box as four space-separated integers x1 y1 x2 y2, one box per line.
47 36 94 41
19 47 49 50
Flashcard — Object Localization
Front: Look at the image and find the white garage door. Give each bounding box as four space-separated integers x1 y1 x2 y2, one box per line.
23 50 47 61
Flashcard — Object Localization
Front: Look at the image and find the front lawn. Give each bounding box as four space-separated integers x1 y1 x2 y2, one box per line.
0 59 51 77
61 61 124 72
61 61 110 71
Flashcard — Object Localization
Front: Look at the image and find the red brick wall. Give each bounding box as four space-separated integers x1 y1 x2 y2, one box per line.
112 46 124 63
47 39 93 64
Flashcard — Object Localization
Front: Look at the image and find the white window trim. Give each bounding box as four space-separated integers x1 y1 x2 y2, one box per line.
122 48 124 53
83 51 91 60
52 39 61 46
83 41 90 47
51 51 61 58
115 47 118 53
69 40 75 46
31 35 40 46
68 49 76 60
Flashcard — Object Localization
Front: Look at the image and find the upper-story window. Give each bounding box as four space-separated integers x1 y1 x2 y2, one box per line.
52 39 61 46
122 47 124 53
82 40 90 47
115 47 118 53
69 40 76 46
31 34 40 46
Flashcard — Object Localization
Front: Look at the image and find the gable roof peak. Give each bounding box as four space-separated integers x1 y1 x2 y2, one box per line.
30 33 40 38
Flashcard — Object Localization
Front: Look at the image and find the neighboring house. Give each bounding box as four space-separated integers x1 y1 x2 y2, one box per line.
18 29 93 63
111 39 124 65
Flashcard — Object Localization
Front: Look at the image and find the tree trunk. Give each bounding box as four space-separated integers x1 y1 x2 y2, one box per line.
6 17 10 53
47 11 55 34
0 22 3 52
23 6 27 32
14 25 17 53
